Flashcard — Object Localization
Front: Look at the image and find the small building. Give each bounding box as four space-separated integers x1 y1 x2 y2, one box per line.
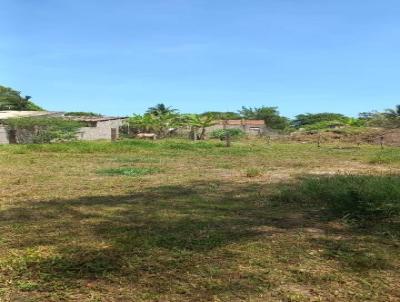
0 111 127 144
67 116 127 141
206 119 268 136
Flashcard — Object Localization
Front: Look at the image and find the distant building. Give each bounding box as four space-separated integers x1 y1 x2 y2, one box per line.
206 119 267 136
66 115 127 141
0 111 127 144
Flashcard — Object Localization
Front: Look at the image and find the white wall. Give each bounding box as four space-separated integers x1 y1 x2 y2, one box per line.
0 126 9 144
0 119 127 144
77 119 124 141
205 124 268 135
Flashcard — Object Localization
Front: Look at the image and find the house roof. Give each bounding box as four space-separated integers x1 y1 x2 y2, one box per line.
218 119 265 126
64 116 128 122
0 111 127 123
0 111 63 120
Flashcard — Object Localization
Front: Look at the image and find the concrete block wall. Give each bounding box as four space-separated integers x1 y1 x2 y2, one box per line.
205 124 268 136
77 119 124 141
0 119 127 144
0 126 9 144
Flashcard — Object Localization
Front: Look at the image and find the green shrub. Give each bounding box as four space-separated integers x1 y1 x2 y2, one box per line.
303 120 346 131
279 175 400 222
4 117 82 144
245 168 262 178
210 128 245 140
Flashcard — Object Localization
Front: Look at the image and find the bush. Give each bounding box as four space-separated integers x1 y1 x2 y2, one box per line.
210 128 245 140
303 120 346 131
292 113 350 128
245 168 262 178
4 117 82 144
279 175 400 223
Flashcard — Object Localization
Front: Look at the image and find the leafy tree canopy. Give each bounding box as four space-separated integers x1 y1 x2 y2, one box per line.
0 85 43 111
146 103 177 116
360 105 400 128
384 105 400 120
239 106 290 130
200 111 241 120
292 113 350 128
186 113 217 139
127 112 182 137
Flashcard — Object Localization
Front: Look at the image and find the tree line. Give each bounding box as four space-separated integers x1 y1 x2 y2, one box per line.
1 84 399 135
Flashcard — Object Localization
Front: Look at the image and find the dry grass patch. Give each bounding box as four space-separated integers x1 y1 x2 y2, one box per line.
0 140 399 301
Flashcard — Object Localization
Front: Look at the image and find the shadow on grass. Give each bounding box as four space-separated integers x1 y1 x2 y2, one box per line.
1 177 399 299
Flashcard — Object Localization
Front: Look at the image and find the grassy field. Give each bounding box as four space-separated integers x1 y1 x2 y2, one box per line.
0 139 399 301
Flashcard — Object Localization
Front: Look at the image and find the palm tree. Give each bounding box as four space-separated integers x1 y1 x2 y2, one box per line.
146 103 177 116
127 112 181 137
188 114 216 140
381 105 400 128
384 105 400 119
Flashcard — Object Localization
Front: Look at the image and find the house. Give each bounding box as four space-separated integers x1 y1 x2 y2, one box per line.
66 115 127 141
206 119 268 136
0 111 127 144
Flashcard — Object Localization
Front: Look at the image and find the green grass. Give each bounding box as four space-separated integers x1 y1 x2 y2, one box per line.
98 167 161 176
245 167 262 178
369 149 400 164
0 139 400 301
279 174 400 222
0 139 222 154
113 157 161 164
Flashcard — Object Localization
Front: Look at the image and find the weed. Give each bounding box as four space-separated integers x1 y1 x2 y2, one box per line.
279 175 400 222
98 167 161 176
369 149 400 164
113 157 161 164
16 281 40 292
245 168 262 178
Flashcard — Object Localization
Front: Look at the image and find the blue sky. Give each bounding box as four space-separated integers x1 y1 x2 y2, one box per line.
1 1 399 117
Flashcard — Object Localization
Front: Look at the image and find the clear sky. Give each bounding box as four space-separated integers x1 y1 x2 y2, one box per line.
1 1 399 117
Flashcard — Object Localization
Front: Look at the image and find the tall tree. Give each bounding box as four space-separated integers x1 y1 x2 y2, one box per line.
187 114 217 140
384 105 400 119
239 106 290 130
292 113 349 128
359 106 400 128
146 103 177 116
383 105 400 128
0 85 43 111
127 112 181 137
201 111 241 120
